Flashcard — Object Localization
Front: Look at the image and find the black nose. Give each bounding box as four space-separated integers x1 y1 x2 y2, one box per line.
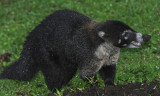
142 34 151 42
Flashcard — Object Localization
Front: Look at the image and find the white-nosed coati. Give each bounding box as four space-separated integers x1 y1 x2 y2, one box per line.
0 9 151 92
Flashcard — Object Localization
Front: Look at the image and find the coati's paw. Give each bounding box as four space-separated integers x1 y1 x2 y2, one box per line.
105 79 115 86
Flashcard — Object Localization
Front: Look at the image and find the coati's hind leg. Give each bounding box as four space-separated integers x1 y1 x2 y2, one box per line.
37 48 77 92
40 62 77 92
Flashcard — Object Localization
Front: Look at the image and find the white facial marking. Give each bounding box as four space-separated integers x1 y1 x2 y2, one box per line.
122 32 126 36
128 44 139 48
124 36 128 40
118 39 121 44
122 30 132 36
124 30 132 33
122 44 127 46
136 33 143 42
98 31 105 38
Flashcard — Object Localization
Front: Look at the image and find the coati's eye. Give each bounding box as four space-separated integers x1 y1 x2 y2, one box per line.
121 30 132 38
118 30 131 44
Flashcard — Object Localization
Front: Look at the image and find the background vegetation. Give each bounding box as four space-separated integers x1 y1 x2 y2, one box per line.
0 0 160 95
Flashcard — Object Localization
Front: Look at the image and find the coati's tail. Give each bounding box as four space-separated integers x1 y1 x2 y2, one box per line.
0 52 39 81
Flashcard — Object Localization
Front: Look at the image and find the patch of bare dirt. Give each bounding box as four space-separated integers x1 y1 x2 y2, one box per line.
70 80 160 96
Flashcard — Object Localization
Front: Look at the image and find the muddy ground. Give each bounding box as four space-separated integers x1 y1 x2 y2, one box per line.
69 80 160 96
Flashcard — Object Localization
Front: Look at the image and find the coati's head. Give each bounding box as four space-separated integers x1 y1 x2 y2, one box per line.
97 20 151 48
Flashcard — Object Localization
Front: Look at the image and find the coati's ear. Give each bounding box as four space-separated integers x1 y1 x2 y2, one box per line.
98 31 105 38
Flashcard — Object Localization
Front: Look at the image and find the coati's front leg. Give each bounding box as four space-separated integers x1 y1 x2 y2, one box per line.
99 51 120 86
99 65 116 85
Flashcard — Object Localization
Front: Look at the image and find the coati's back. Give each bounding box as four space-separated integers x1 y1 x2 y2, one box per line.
28 10 92 47
33 9 92 34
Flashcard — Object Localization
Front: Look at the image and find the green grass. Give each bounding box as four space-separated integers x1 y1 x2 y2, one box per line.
0 0 160 95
